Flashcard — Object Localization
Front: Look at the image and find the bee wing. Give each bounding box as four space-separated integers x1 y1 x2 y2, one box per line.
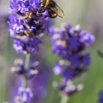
50 4 64 18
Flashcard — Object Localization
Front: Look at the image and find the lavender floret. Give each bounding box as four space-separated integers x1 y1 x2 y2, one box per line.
18 87 33 102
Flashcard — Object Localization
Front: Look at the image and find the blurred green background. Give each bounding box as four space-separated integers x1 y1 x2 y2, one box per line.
0 0 103 103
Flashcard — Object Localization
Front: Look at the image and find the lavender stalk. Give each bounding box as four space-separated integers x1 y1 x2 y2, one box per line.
8 0 51 102
60 95 68 103
50 23 95 103
23 54 30 88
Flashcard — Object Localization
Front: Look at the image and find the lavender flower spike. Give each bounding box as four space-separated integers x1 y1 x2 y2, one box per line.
50 23 95 97
9 0 50 54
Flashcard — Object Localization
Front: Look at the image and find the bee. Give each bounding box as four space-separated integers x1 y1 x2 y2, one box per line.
38 0 64 18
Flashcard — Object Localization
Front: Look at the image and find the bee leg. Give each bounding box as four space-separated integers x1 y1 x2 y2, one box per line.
36 8 46 17
44 15 49 18
38 8 46 13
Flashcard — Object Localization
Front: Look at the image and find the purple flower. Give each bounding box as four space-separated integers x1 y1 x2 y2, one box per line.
52 52 91 82
53 62 62 75
49 23 95 58
67 37 81 51
62 69 74 81
11 59 39 79
8 13 50 38
18 87 33 102
17 0 29 13
13 37 23 53
50 23 95 96
9 0 40 14
52 44 71 59
70 54 81 68
9 0 18 14
53 81 83 97
80 32 95 47
82 53 90 66
13 37 41 53
98 90 103 103
10 64 50 103
9 0 50 54
11 59 25 75
29 0 40 11
9 14 25 37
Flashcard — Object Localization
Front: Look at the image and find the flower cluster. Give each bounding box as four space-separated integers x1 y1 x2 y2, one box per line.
49 23 95 96
11 59 39 103
8 0 50 54
15 87 33 103
8 0 53 102
98 90 103 103
11 59 39 79
53 81 83 97
10 59 50 103
49 23 95 59
53 53 90 81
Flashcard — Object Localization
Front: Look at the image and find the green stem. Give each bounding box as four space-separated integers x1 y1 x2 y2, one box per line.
60 95 68 103
25 54 31 70
23 54 31 88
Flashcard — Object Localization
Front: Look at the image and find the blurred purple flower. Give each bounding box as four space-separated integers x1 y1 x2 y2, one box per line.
18 87 33 102
70 54 81 68
82 53 90 66
53 62 62 75
49 23 95 58
80 32 95 47
50 23 95 96
67 37 81 51
11 59 39 78
62 69 74 80
10 58 50 103
49 23 94 80
53 53 90 82
53 81 83 97
98 90 103 103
